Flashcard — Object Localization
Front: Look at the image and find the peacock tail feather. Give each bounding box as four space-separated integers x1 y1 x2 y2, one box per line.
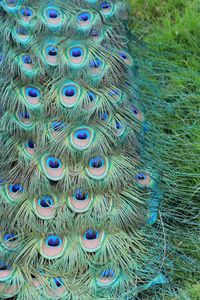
0 0 199 299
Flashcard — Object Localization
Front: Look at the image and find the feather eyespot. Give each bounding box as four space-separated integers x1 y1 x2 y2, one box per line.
50 120 66 139
0 261 12 281
100 2 113 16
67 46 87 68
22 54 32 64
135 172 154 188
5 184 24 203
100 269 115 278
115 121 125 136
40 235 66 259
86 156 109 179
68 189 92 213
44 8 63 27
90 157 104 168
21 7 32 17
2 233 18 250
47 157 61 168
60 82 80 107
77 12 92 28
20 54 35 73
4 183 24 203
10 184 23 194
90 28 103 42
38 196 54 208
20 7 34 23
131 105 144 121
70 127 94 150
41 156 64 181
84 229 99 240
16 25 29 35
23 139 36 158
46 277 67 297
34 195 56 220
118 51 133 66
14 26 30 43
98 111 109 121
52 121 65 132
17 110 33 127
9 184 24 193
89 57 104 76
0 261 8 271
3 0 21 11
46 235 61 246
30 269 45 288
24 87 40 106
108 89 122 102
53 277 63 287
8 184 23 198
27 139 35 148
44 45 58 66
75 189 89 201
97 269 117 287
82 91 97 110
80 229 104 252
3 233 17 242
88 91 96 102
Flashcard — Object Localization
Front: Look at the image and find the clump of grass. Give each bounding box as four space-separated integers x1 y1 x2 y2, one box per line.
129 1 200 299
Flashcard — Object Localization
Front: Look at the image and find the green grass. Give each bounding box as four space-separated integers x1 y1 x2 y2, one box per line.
129 1 200 299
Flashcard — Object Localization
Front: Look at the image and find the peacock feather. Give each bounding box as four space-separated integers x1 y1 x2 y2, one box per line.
0 0 199 299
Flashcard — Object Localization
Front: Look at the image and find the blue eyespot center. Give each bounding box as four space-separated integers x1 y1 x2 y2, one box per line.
100 269 115 278
74 189 88 201
90 29 99 37
6 0 17 5
70 47 83 58
16 26 29 35
78 12 90 22
27 139 35 149
9 184 24 193
101 2 111 9
19 111 30 119
48 9 59 19
21 8 33 17
116 121 122 130
131 106 138 115
0 261 8 271
89 156 104 168
84 229 99 240
3 233 17 242
26 87 40 98
53 277 63 287
88 91 96 102
90 58 102 68
46 235 62 247
48 47 58 56
108 89 120 96
119 52 127 60
47 157 62 169
38 196 54 208
22 55 32 64
98 111 109 121
64 86 76 97
52 121 65 132
75 129 90 140
135 173 147 181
